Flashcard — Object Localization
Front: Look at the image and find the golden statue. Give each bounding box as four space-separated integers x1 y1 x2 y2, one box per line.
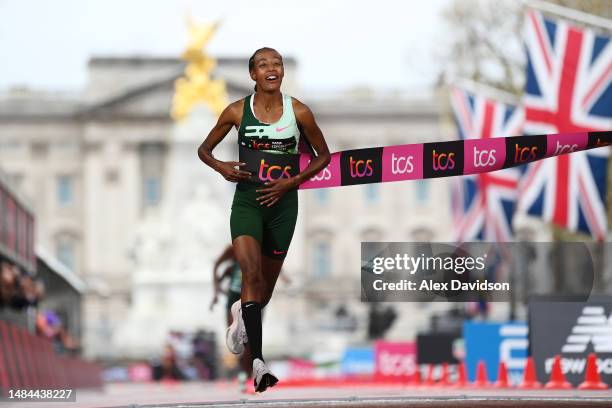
171 19 228 120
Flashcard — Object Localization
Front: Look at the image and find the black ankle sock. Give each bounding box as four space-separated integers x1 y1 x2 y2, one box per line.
241 301 263 362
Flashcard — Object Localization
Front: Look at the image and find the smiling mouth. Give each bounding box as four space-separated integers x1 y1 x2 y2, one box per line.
265 75 279 82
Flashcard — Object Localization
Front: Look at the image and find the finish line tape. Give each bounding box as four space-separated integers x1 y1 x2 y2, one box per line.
238 131 612 189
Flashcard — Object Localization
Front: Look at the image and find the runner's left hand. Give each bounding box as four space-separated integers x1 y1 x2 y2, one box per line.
256 178 298 207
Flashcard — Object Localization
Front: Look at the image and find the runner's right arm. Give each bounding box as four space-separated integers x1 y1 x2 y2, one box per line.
198 102 251 182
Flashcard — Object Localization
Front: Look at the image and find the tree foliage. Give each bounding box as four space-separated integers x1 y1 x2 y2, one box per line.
440 0 611 95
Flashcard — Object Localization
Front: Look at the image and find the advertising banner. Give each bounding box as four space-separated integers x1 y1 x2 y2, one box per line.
340 347 374 377
529 296 612 386
416 333 460 365
463 321 528 384
374 341 417 380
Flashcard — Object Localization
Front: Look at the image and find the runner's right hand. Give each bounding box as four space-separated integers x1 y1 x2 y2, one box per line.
209 293 218 311
216 161 251 183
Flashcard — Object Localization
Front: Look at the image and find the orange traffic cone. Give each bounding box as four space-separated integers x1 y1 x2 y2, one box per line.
578 353 608 390
472 360 490 388
519 357 542 389
412 366 422 386
545 355 572 389
453 361 468 388
494 361 510 388
424 364 436 386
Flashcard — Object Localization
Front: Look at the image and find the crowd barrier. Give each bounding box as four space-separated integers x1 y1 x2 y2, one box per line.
0 320 102 393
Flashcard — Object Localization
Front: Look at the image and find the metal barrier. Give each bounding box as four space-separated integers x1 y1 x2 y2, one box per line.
0 320 102 393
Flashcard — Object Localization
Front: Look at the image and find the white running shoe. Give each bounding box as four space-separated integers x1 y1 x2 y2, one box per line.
252 358 278 392
225 300 247 354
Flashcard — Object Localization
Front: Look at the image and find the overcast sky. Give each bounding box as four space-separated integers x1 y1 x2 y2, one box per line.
0 0 451 93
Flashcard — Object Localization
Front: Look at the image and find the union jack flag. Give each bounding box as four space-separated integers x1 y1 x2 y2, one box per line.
518 9 611 239
450 85 524 241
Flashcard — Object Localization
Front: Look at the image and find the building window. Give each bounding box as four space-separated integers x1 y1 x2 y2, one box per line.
144 176 161 207
140 142 165 210
365 184 379 205
314 189 329 205
416 180 429 205
57 239 75 272
31 142 49 157
57 175 73 207
313 241 330 278
50 141 78 155
0 139 27 155
105 168 120 184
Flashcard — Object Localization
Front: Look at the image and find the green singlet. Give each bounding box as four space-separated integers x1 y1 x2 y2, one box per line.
230 93 300 260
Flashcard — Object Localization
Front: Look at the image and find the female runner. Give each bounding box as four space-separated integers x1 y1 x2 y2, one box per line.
198 47 330 392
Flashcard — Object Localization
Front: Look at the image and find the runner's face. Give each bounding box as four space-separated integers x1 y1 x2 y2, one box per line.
250 50 284 92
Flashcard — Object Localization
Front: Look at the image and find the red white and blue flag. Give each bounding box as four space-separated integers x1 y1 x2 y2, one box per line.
518 9 611 239
450 85 524 241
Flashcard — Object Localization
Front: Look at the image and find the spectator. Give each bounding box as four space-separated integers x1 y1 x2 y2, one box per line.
0 262 43 310
0 262 17 308
192 330 217 380
160 343 184 380
35 310 78 354
11 274 38 309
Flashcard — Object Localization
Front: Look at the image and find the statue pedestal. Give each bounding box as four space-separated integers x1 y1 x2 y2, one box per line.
113 107 236 358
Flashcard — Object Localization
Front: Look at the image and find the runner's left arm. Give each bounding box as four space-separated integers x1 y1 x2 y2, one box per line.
290 98 331 184
210 246 234 310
